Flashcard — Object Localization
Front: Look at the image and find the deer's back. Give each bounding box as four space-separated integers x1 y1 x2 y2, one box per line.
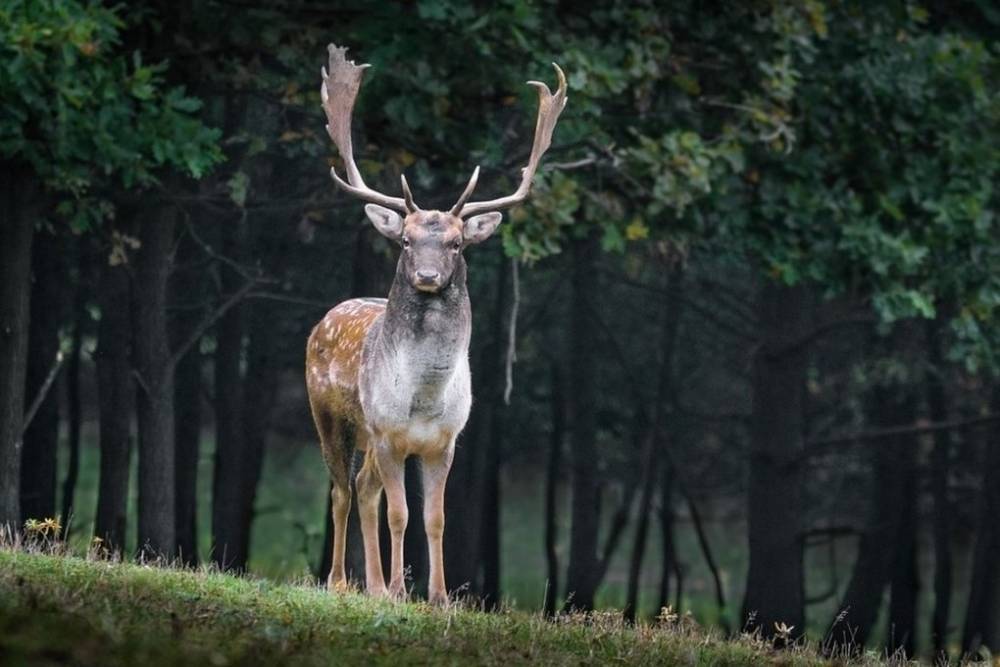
306 298 387 425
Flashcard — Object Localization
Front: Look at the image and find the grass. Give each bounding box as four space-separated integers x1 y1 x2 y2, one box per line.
0 546 913 667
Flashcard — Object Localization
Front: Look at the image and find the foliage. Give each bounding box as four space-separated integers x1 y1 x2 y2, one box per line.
0 0 222 230
714 4 1000 368
8 0 996 357
509 1 1000 369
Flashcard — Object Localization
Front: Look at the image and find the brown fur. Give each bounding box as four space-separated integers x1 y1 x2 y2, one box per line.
305 298 386 593
305 298 385 427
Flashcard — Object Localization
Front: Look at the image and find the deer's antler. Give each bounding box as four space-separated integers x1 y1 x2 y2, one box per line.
321 44 417 213
454 64 568 218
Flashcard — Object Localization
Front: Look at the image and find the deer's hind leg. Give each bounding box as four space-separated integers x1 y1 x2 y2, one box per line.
355 443 388 596
313 407 353 592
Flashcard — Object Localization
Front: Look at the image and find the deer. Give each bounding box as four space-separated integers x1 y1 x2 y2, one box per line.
305 44 567 606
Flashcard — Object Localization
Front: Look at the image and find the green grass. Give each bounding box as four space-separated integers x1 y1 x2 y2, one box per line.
0 547 892 667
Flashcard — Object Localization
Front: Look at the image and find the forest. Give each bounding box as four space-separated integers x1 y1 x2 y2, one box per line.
2 0 1000 663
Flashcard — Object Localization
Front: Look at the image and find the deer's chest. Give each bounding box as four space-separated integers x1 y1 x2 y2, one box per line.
359 334 471 448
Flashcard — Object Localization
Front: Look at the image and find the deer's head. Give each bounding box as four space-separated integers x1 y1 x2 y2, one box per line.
320 44 567 294
362 205 499 292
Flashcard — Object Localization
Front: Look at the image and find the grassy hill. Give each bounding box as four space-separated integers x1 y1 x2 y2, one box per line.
0 547 904 666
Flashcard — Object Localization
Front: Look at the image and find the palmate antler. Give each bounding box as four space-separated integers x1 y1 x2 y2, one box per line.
320 43 568 218
454 64 568 218
321 45 416 213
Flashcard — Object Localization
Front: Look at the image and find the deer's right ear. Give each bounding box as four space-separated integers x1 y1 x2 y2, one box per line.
364 204 403 241
463 212 503 245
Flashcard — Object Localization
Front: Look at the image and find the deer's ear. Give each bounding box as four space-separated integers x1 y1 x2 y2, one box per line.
463 212 502 245
365 204 403 241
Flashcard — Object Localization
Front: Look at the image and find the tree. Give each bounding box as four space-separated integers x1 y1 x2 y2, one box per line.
19 229 66 524
0 0 221 539
741 284 810 638
132 207 180 557
94 227 135 554
0 164 35 531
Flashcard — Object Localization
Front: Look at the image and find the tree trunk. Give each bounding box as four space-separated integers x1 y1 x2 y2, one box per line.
211 215 247 570
624 429 657 623
543 363 564 617
925 318 952 660
59 278 86 539
94 232 135 554
479 401 504 609
132 209 178 558
0 164 36 532
20 229 64 523
626 263 683 623
172 233 203 565
826 373 919 654
886 407 919 658
479 254 510 610
173 350 201 564
657 459 677 613
214 179 282 572
742 282 808 641
687 488 730 631
235 295 281 570
961 388 1000 655
563 234 600 612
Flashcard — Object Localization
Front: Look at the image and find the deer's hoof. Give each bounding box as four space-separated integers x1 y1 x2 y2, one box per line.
388 580 407 601
327 574 350 594
368 584 390 598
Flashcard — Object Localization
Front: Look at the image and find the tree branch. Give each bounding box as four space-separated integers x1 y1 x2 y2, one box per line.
246 291 333 309
20 351 65 436
169 277 258 370
503 258 520 405
804 414 1000 458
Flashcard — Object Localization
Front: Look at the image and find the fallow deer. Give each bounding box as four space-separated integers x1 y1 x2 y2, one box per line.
306 44 567 605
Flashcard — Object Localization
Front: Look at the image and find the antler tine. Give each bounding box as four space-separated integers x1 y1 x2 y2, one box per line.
400 174 419 213
459 63 568 219
449 165 480 216
321 44 409 213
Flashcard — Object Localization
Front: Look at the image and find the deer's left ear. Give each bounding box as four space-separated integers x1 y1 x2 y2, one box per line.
463 212 503 245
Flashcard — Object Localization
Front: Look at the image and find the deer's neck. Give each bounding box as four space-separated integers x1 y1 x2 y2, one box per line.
360 259 473 437
379 257 471 363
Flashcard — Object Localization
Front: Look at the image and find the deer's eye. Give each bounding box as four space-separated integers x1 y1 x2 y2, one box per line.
452 239 462 251
402 237 411 248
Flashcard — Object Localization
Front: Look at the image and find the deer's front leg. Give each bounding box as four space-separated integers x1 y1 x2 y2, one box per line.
375 443 408 598
422 444 454 606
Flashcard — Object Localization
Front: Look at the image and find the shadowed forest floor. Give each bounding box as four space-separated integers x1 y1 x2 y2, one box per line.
0 548 928 667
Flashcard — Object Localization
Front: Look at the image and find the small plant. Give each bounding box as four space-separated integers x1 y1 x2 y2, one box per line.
657 605 680 626
774 621 795 643
23 517 62 551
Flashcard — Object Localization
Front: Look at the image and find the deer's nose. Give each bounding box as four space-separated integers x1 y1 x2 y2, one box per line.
416 269 441 285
